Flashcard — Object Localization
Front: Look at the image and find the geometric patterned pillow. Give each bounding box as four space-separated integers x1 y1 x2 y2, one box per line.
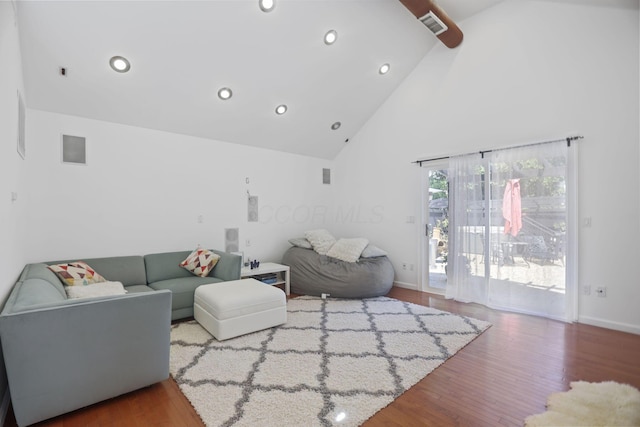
47 261 107 286
179 248 220 278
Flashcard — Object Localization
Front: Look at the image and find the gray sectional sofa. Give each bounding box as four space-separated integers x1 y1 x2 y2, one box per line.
0 249 241 427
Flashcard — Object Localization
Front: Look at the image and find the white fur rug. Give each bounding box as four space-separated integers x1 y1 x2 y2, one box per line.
170 296 491 427
525 381 640 426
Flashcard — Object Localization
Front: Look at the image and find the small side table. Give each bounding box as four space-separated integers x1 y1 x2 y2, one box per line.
241 262 290 295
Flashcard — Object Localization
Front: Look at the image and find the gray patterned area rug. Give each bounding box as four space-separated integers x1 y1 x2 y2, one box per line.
170 296 491 427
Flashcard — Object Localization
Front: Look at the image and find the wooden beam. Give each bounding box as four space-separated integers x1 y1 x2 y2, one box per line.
399 0 463 48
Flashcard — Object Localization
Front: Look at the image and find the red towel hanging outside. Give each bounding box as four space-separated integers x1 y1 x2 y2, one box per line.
503 179 522 237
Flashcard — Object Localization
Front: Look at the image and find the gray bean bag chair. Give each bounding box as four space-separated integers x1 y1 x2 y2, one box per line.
281 246 394 298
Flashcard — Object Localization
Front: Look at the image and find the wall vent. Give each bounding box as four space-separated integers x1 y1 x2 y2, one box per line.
225 228 239 253
322 168 331 185
247 196 259 222
61 134 86 164
419 11 448 35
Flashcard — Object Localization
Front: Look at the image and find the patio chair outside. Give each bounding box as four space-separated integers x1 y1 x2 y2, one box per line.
518 235 557 265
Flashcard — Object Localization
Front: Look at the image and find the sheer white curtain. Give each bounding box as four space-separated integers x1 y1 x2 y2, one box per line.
446 153 487 303
447 141 575 322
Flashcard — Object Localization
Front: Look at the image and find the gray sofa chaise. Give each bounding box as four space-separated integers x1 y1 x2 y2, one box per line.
0 249 241 427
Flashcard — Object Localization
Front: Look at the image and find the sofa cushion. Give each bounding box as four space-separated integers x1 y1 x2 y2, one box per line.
180 248 220 277
148 277 222 311
75 256 147 286
145 251 196 283
124 284 156 294
48 256 147 287
19 263 67 299
6 278 67 313
47 261 107 286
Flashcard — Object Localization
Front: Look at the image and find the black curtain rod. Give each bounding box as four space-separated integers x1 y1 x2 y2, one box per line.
413 135 583 166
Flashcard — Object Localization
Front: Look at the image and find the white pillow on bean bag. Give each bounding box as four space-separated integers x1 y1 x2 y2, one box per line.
361 244 388 258
326 238 369 262
288 237 313 249
305 229 337 255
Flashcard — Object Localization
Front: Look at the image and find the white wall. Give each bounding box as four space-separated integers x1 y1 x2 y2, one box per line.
0 0 27 298
332 0 640 333
24 110 335 263
0 0 28 420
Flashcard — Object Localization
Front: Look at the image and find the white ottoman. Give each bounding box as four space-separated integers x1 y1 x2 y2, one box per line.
194 278 287 340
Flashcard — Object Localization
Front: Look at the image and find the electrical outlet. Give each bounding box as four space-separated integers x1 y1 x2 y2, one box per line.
582 285 591 296
409 264 414 271
595 287 607 297
402 262 407 270
246 239 251 247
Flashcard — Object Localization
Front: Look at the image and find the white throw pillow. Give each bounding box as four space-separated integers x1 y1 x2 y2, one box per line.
361 244 388 258
305 229 337 255
288 237 313 249
326 238 369 263
65 281 127 299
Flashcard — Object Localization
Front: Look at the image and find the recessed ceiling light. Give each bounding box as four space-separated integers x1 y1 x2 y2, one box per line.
218 87 233 100
275 104 288 115
331 121 341 130
259 0 275 12
109 56 130 73
379 63 390 75
324 30 337 45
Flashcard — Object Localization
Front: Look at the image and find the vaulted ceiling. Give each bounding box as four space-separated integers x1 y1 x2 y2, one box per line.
17 0 502 159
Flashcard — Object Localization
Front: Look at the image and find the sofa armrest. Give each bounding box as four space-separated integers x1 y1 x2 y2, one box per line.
210 250 242 282
0 290 172 427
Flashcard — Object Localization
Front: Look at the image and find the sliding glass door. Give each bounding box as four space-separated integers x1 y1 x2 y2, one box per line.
446 141 575 321
421 162 449 293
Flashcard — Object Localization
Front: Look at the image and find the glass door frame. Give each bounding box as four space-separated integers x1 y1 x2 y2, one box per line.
420 160 449 294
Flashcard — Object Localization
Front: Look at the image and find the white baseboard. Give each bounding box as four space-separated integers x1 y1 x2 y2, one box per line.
0 385 10 427
578 315 640 335
392 281 419 291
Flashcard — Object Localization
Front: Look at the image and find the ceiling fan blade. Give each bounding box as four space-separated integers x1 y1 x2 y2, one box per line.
399 0 463 48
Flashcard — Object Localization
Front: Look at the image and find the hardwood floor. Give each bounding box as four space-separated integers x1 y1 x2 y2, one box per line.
5 287 640 426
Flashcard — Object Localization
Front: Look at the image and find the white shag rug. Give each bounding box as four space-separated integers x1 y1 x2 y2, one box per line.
170 295 491 427
525 381 640 427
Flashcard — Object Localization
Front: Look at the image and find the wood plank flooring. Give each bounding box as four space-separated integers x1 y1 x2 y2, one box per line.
5 287 640 426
